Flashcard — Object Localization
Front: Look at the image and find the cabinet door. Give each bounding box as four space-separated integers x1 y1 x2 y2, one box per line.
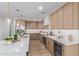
46 37 54 55
58 7 64 29
39 34 43 42
73 3 79 29
63 45 79 56
39 21 44 29
46 38 50 50
49 39 54 55
50 12 58 29
64 3 73 29
36 22 39 29
53 12 58 29
50 14 54 29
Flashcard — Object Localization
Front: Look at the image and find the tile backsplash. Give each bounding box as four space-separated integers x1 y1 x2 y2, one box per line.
40 29 79 45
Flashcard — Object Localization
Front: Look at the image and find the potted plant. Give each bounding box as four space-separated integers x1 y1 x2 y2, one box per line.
14 33 18 40
4 36 13 44
14 30 20 40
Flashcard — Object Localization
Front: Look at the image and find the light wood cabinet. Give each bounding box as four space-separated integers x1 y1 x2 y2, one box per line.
50 12 58 29
78 44 79 55
25 21 40 29
57 7 64 29
30 33 40 40
50 14 54 29
39 34 43 42
46 37 54 55
73 3 79 29
62 44 79 56
63 3 73 29
53 12 58 29
50 2 79 29
41 35 79 56
46 37 79 56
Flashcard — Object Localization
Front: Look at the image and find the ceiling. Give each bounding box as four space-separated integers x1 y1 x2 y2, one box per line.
0 2 66 21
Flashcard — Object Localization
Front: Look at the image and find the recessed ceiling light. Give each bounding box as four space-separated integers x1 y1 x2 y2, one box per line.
20 15 23 17
38 6 43 10
16 9 20 12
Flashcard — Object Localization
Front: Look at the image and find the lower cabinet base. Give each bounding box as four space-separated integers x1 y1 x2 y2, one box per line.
62 44 79 56
46 37 54 56
40 35 79 56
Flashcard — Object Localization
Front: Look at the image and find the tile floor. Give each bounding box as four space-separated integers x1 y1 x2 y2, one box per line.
29 40 52 56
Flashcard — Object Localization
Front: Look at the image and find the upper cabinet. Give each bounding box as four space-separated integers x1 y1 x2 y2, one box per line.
50 12 58 29
50 2 79 29
39 20 44 29
57 7 64 29
63 3 73 29
25 21 40 29
50 14 54 29
53 12 58 29
73 3 79 29
16 20 41 29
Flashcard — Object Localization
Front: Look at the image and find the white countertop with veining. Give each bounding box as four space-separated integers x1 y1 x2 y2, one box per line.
40 30 79 45
0 34 30 56
46 35 79 45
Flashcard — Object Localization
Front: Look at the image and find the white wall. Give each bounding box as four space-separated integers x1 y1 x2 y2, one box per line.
44 15 50 26
0 18 15 40
0 19 10 40
0 19 2 40
10 19 16 35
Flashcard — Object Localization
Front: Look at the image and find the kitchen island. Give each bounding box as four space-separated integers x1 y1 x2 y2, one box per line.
0 34 30 56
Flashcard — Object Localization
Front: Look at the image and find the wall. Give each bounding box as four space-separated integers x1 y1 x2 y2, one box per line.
10 19 16 35
44 15 50 26
43 15 50 29
16 20 25 31
0 19 2 40
0 18 15 40
0 18 9 40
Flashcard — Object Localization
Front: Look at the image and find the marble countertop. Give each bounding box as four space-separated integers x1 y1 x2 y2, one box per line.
40 33 79 46
0 34 30 56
